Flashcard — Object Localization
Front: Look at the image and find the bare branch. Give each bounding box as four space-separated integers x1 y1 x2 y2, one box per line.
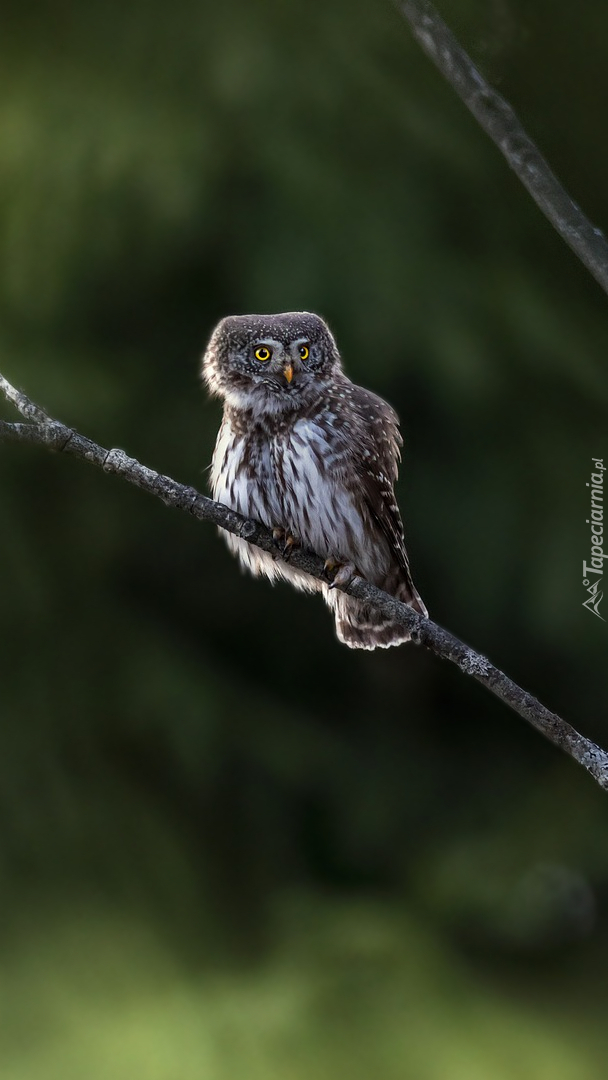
0 372 52 425
2 372 607 792
395 0 608 297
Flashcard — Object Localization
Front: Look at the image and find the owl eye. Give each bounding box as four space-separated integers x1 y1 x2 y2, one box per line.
298 344 310 360
254 346 272 362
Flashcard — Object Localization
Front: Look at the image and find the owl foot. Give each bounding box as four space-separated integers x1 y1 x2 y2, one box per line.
323 559 357 590
272 527 299 561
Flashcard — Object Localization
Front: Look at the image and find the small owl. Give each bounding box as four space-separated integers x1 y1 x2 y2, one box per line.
202 311 427 649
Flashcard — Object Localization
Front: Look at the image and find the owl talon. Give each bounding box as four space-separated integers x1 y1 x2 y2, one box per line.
282 534 299 561
323 558 338 582
324 559 357 590
271 527 283 561
272 527 298 561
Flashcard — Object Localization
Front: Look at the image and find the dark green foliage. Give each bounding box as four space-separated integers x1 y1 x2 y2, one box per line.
0 0 607 1072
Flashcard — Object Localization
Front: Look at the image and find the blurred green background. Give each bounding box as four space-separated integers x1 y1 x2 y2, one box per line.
0 0 607 1075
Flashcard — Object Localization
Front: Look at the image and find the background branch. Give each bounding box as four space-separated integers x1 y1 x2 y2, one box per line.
395 0 608 298
2 371 607 791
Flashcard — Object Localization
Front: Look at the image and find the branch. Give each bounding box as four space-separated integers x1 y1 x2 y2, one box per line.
2 372 607 792
395 0 608 298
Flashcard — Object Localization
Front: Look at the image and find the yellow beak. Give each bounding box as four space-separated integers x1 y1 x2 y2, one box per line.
283 362 294 384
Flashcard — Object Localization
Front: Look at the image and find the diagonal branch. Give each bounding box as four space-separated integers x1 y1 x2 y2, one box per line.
2 371 608 791
395 0 608 298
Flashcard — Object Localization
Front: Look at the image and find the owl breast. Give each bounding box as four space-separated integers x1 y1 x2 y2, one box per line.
278 417 374 570
210 413 390 589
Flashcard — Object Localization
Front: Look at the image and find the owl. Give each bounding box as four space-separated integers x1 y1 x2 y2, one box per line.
202 311 427 649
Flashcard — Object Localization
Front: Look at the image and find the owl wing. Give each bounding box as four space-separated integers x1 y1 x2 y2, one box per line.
342 382 412 579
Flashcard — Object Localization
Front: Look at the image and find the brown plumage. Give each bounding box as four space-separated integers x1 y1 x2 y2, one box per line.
202 311 427 649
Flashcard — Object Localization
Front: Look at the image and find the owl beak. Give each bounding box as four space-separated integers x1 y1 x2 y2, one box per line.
283 362 294 384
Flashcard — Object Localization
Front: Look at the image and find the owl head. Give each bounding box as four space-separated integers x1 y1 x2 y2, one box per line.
202 312 342 416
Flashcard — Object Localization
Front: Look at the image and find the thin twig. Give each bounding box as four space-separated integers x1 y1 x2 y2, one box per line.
2 373 607 791
395 0 608 297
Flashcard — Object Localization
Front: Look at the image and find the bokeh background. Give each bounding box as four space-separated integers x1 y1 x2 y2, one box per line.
0 0 607 1076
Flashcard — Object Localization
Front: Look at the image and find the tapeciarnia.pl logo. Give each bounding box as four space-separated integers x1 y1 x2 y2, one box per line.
582 458 605 620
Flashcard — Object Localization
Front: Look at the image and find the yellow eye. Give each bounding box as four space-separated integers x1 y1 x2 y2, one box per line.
299 344 309 360
254 346 271 362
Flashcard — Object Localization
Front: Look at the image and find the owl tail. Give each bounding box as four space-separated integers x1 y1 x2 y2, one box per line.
325 579 427 650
